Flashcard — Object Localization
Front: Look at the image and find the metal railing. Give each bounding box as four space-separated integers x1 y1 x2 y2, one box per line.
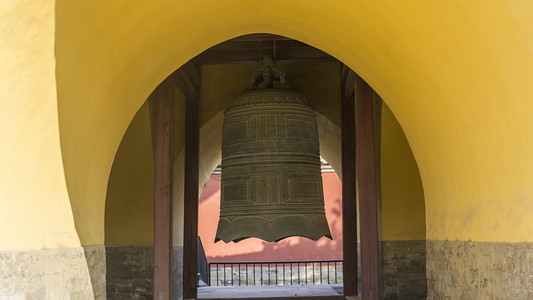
208 260 343 286
198 237 209 285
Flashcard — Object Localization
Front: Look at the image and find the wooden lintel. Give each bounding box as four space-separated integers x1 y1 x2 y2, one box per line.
151 76 174 300
193 46 336 65
355 74 380 300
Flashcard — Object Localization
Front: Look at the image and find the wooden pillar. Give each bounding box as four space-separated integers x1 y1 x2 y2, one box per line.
341 66 358 297
183 95 199 299
175 63 200 300
373 94 384 295
355 74 380 300
152 76 175 300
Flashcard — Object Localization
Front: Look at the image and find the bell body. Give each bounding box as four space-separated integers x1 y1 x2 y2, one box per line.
215 89 332 243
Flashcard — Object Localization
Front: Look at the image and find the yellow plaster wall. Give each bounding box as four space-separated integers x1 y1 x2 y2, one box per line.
0 0 80 250
381 105 426 241
105 86 187 247
2 0 523 248
104 102 154 246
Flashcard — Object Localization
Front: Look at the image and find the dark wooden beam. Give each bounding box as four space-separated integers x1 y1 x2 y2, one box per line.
174 62 200 100
355 74 380 300
373 93 384 297
193 46 336 65
151 75 174 300
183 69 200 299
342 65 357 98
373 96 383 174
192 34 337 65
229 33 293 42
341 66 358 297
373 93 383 220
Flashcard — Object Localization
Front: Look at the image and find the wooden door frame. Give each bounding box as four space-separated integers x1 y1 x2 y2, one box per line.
152 46 381 299
354 71 381 299
151 75 175 300
341 66 359 297
176 63 201 300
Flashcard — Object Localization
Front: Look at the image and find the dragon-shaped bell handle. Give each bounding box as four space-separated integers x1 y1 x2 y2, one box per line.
246 55 290 91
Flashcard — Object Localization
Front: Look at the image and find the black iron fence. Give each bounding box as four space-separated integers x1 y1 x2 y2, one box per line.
198 237 209 285
208 260 343 286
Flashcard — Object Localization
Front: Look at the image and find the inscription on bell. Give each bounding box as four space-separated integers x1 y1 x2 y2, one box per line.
215 89 332 243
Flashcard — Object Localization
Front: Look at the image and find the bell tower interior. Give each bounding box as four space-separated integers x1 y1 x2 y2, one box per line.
3 1 532 299
104 34 426 299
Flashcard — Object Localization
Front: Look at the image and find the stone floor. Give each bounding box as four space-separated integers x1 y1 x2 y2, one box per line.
197 284 343 298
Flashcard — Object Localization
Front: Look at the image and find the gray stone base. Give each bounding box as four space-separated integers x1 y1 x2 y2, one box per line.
0 245 105 299
382 240 427 300
106 246 183 300
426 240 533 299
106 246 153 299
84 245 107 299
173 246 183 300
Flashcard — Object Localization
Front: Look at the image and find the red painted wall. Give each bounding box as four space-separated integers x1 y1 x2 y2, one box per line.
198 173 343 262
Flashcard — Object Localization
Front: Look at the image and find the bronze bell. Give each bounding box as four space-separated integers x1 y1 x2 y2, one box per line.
215 56 332 243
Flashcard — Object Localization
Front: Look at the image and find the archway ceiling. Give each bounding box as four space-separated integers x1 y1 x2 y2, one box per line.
55 0 533 245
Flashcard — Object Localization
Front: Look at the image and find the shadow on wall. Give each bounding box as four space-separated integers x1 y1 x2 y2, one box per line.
199 173 343 262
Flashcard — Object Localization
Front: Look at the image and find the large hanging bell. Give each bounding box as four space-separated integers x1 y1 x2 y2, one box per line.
215 87 332 243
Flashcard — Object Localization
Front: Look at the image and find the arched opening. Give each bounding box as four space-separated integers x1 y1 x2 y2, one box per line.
1 1 532 299
103 34 426 299
0 1 527 299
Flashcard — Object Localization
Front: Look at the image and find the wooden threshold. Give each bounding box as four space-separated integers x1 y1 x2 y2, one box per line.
200 296 345 300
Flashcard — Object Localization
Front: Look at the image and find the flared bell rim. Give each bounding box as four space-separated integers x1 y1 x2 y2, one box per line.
214 214 332 243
